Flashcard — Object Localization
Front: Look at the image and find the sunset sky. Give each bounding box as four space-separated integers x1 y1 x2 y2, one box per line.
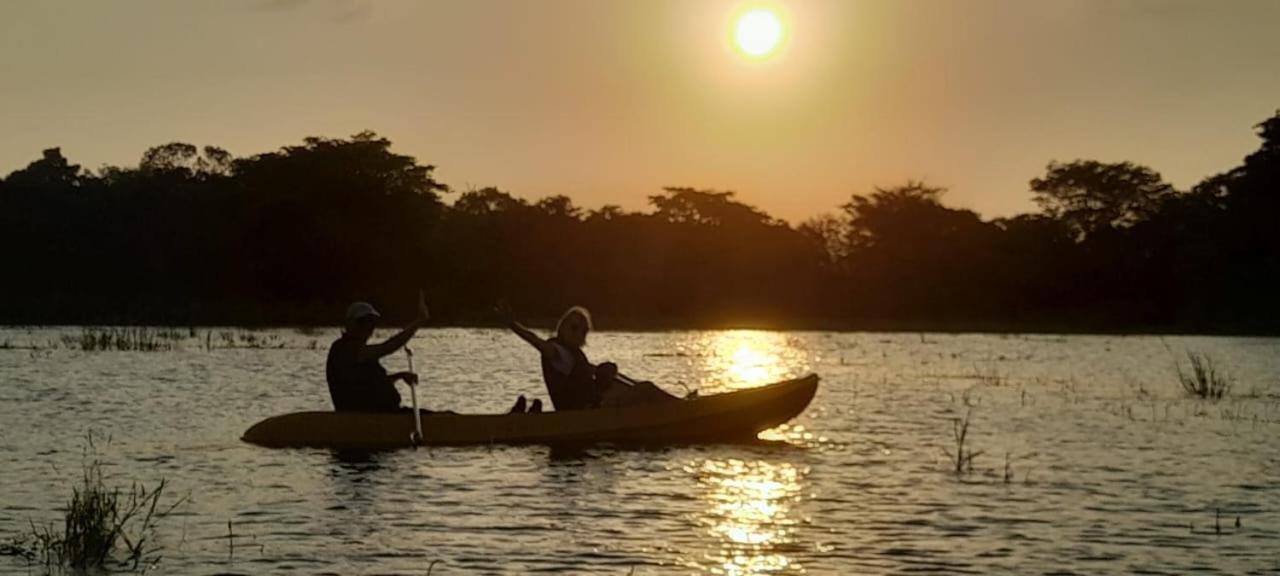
2 0 1278 222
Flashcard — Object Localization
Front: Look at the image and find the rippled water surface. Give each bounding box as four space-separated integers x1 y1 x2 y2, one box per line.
2 328 1279 574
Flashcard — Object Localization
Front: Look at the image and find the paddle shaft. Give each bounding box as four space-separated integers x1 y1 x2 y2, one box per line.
406 348 423 444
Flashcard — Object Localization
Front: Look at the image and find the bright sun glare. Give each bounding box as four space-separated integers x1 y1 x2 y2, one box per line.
734 8 784 59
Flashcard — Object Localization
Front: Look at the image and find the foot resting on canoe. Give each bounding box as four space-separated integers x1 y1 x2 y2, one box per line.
508 395 543 414
497 303 679 411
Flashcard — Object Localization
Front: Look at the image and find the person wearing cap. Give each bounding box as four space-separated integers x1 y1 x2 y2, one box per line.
325 294 430 412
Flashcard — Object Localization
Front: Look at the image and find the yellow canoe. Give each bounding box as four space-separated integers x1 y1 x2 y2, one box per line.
242 374 819 450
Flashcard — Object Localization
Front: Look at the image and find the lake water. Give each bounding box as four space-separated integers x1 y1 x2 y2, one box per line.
1 327 1279 574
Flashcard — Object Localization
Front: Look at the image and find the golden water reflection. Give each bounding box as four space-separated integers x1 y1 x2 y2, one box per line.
695 330 809 392
690 458 806 574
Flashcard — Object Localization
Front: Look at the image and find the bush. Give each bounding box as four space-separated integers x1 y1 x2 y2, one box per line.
1177 351 1233 400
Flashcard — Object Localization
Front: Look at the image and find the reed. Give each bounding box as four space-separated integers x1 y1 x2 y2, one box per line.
215 330 284 349
65 327 173 352
970 362 1005 386
1176 351 1232 400
8 435 184 572
947 406 983 475
31 462 179 571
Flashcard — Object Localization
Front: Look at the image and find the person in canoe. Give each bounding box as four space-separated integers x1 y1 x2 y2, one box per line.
326 295 432 413
326 294 535 415
497 304 678 411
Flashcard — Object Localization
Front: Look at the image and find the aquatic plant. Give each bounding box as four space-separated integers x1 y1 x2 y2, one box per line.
66 327 173 352
7 436 184 572
215 330 285 350
37 463 178 571
294 325 324 336
224 520 267 561
0 536 35 562
947 406 983 475
970 361 1005 386
1176 351 1232 400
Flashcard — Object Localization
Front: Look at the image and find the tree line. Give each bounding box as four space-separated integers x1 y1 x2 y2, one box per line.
1 112 1277 332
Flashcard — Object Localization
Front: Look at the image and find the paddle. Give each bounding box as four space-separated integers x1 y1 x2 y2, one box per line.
614 372 690 401
619 371 696 400
405 347 423 445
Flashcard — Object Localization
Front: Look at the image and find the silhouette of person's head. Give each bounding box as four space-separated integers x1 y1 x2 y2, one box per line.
343 301 380 341
555 306 592 348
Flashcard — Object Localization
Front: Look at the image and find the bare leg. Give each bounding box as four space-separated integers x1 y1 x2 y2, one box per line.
599 380 679 407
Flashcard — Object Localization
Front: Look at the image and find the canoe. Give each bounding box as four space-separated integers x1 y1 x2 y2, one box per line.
242 374 819 450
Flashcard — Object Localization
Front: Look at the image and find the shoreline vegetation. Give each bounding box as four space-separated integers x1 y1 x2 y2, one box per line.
2 320 1278 338
2 112 1277 335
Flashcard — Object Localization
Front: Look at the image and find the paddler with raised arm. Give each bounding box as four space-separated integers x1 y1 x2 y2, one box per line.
325 293 433 413
497 303 678 411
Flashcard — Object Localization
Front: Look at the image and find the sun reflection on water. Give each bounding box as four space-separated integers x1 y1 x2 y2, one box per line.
695 331 809 393
689 458 806 575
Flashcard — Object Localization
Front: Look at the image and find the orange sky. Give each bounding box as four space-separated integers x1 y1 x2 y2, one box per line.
2 0 1278 222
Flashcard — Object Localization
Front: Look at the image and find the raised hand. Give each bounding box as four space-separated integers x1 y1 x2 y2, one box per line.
417 290 430 322
493 300 515 324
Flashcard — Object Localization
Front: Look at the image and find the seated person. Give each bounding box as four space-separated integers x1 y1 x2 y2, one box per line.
498 304 676 411
326 296 429 413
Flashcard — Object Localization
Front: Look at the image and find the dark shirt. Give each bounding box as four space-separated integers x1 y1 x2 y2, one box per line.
539 336 605 411
326 334 401 412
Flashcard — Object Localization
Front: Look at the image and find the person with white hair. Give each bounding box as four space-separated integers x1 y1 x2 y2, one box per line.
498 304 677 411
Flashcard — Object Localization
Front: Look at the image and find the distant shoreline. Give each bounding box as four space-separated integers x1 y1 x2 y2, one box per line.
3 318 1276 338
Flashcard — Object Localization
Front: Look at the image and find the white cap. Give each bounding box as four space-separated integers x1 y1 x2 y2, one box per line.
344 302 381 322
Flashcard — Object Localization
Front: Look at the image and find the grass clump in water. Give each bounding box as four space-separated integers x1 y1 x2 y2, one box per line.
215 330 284 350
4 436 184 572
947 406 983 475
1177 351 1232 400
64 327 173 352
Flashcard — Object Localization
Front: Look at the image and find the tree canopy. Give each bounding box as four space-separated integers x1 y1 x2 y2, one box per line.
2 111 1278 332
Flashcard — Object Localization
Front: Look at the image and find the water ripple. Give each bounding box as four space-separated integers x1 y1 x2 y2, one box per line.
1 329 1278 573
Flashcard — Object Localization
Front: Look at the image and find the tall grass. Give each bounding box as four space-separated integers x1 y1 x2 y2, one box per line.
216 330 284 349
57 326 293 352
1177 351 1232 400
947 407 983 475
970 362 1005 386
5 436 184 572
35 462 178 571
64 327 173 352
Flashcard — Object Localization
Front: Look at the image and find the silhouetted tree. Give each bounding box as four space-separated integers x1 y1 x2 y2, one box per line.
4 148 85 189
1183 110 1280 328
650 187 776 227
798 214 847 266
2 113 1278 332
535 195 582 220
453 187 528 216
138 143 234 178
833 182 999 321
1030 160 1174 239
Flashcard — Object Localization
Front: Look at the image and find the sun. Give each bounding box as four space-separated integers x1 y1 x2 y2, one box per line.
733 7 785 60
